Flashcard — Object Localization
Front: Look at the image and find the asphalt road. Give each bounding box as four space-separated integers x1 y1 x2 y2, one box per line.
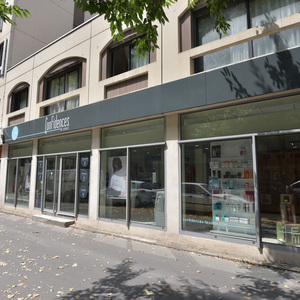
0 212 299 300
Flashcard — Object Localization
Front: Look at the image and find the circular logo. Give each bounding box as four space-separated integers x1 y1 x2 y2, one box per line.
11 126 19 141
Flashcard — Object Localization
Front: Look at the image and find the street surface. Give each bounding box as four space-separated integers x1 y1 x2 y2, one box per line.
0 212 299 299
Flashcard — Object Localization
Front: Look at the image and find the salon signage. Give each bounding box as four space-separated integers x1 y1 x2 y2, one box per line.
45 115 70 133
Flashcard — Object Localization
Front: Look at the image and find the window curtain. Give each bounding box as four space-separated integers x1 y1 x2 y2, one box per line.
65 96 79 110
251 0 300 57
250 0 300 27
130 46 149 70
67 70 79 92
195 1 247 46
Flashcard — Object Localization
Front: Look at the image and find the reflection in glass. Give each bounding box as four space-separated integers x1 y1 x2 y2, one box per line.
257 133 300 247
5 159 17 205
35 158 43 208
16 158 31 207
59 156 76 214
181 138 255 239
99 149 127 221
130 146 165 226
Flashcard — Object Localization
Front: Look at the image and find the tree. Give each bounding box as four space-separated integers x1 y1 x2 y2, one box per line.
74 0 231 56
0 0 30 26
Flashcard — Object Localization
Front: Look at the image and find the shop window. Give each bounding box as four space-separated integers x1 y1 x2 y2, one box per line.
257 133 300 247
9 83 29 113
43 96 79 116
190 0 300 73
101 30 156 80
38 58 86 103
5 142 33 208
99 118 165 227
181 138 255 239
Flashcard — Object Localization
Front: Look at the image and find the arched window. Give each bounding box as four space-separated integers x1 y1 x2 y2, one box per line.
38 57 86 103
101 30 156 80
8 83 29 113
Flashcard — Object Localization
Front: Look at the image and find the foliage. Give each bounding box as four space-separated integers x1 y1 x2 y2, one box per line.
75 0 232 56
0 0 30 26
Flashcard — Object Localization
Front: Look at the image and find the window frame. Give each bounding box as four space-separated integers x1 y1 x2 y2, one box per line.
45 63 82 100
8 83 29 114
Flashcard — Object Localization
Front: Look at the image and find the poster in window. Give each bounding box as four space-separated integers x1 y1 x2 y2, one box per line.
107 156 127 198
24 163 31 192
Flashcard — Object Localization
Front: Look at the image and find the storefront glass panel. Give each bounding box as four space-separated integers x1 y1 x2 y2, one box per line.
5 159 17 205
99 149 127 221
181 138 255 239
101 118 164 148
257 133 300 247
78 153 90 215
130 146 165 226
100 119 165 227
16 158 32 207
8 141 32 157
6 142 32 208
38 131 91 154
181 95 300 140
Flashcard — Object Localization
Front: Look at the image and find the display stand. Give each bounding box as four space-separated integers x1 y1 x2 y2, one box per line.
209 140 255 238
277 194 299 245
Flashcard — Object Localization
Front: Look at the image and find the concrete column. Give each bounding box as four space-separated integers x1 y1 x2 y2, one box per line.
0 144 8 208
165 114 180 234
88 128 100 220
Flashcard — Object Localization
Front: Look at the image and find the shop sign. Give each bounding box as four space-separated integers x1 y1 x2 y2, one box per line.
45 115 70 134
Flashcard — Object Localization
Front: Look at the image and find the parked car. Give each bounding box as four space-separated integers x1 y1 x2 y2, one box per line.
131 180 155 208
182 182 212 215
182 182 248 215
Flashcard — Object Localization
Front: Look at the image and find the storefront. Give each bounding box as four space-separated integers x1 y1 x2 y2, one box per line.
5 141 32 208
99 118 165 228
35 131 91 216
180 94 300 247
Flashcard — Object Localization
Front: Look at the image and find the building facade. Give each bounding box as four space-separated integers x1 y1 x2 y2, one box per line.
0 0 300 266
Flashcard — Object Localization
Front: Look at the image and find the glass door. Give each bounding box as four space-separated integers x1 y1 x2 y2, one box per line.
44 156 59 211
43 155 77 216
57 155 77 215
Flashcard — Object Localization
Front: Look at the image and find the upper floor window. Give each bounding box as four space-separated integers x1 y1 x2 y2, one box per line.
46 64 81 99
8 83 29 113
101 30 155 80
38 58 86 102
189 0 300 73
111 43 150 77
0 39 7 76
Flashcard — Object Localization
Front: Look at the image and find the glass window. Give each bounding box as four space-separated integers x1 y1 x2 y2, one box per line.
250 0 300 27
181 95 300 140
11 86 28 112
46 65 81 100
44 96 79 116
130 146 165 226
257 133 300 247
195 1 247 46
112 43 150 77
35 158 43 208
100 149 127 221
5 158 32 208
99 146 165 227
194 42 249 73
181 138 255 239
38 131 91 155
252 26 300 57
193 0 300 73
101 118 164 148
5 159 17 205
9 141 32 158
